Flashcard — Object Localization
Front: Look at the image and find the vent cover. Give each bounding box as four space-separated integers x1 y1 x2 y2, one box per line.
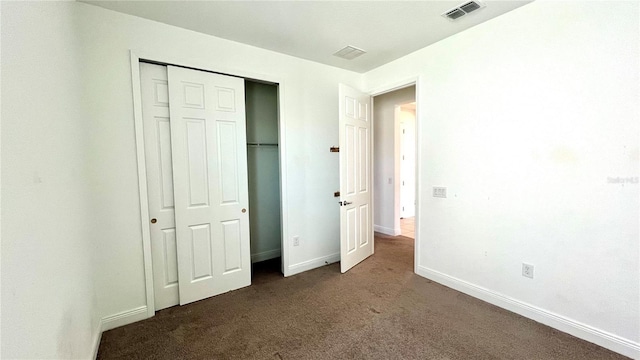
445 8 466 20
443 1 485 21
333 46 366 60
460 1 481 13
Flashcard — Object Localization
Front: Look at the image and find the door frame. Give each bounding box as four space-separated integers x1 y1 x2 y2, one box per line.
368 76 421 275
396 102 416 220
129 50 290 316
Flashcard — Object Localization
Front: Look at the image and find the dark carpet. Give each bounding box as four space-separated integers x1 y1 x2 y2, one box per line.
97 234 628 359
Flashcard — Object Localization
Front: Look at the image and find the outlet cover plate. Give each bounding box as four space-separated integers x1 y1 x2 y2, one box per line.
522 263 534 279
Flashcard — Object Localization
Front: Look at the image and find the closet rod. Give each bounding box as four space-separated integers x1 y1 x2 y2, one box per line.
247 142 278 147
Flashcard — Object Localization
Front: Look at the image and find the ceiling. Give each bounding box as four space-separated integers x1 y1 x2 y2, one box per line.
81 1 532 73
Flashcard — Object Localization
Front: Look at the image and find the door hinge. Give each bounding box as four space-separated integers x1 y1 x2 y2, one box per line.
334 191 340 197
330 147 339 152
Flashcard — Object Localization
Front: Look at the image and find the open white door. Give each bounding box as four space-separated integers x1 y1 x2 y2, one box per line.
339 84 373 273
168 65 251 305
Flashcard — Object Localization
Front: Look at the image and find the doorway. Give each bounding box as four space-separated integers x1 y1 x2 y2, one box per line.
372 86 416 238
139 62 283 311
398 102 416 239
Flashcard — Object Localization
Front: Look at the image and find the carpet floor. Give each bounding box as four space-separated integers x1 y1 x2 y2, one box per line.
97 234 628 359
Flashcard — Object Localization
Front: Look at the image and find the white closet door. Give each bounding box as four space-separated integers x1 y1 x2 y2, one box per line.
140 63 179 310
339 84 374 273
168 65 251 305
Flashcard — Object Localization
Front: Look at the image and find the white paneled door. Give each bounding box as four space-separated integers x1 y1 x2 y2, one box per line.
140 63 179 310
339 84 373 273
142 64 253 308
167 65 251 305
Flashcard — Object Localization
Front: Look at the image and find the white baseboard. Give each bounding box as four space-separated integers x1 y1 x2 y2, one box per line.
251 249 281 263
416 265 640 359
374 224 401 236
100 305 149 332
287 252 339 276
91 319 103 360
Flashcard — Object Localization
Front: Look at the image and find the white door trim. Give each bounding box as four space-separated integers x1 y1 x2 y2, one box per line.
368 76 421 275
129 50 290 317
396 103 417 221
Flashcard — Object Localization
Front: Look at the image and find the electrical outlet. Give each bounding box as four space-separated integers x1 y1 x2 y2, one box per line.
293 236 300 247
522 263 534 279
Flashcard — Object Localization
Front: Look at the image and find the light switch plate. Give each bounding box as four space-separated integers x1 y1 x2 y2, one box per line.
433 187 447 198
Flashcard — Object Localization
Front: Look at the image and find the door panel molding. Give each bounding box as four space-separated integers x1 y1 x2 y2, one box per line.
168 65 251 305
140 63 179 311
339 84 373 273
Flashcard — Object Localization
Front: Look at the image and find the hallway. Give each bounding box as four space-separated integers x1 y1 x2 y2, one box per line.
400 216 414 239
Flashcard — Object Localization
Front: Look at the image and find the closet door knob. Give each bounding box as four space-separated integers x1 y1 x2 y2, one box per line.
150 218 157 224
241 208 247 213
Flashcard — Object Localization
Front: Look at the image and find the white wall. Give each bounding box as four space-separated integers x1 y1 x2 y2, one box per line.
373 87 415 235
365 1 639 357
1 2 100 358
72 2 361 323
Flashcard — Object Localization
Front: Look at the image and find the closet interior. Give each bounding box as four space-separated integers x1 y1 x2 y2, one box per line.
245 80 282 269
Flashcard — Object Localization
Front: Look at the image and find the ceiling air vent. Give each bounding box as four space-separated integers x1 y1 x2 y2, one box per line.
333 46 366 60
445 8 466 20
443 1 485 21
460 1 481 13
